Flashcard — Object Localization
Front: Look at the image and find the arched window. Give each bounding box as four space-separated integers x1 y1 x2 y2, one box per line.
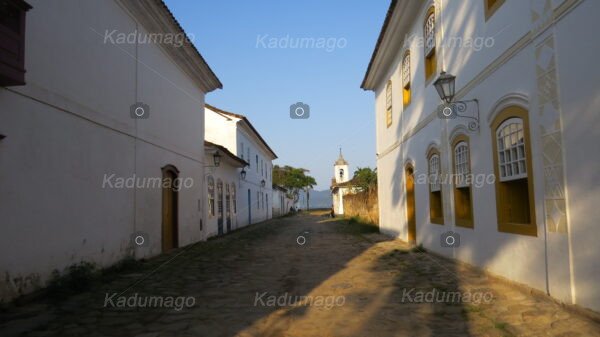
216 179 223 218
207 176 215 217
225 183 231 217
491 106 536 236
423 6 437 81
386 80 393 127
231 184 237 214
428 148 444 224
402 51 411 107
452 135 473 227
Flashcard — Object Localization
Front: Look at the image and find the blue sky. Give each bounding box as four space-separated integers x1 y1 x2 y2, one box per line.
165 0 389 189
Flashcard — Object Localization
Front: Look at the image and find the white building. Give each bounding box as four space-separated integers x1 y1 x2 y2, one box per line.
362 0 600 312
204 141 248 237
0 0 221 302
272 185 294 217
330 150 352 215
205 104 277 227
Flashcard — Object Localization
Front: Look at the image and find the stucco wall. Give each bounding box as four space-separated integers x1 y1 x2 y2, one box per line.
0 0 208 301
372 0 598 311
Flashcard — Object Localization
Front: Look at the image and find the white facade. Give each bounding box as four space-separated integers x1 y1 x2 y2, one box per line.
272 186 294 217
363 0 600 312
205 105 277 228
331 151 351 215
0 0 221 302
203 142 247 238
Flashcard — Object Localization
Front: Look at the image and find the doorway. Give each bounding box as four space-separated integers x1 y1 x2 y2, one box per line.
161 165 179 252
405 164 416 244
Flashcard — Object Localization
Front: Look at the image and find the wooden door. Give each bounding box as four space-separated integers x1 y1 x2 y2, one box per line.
162 166 179 252
405 165 417 244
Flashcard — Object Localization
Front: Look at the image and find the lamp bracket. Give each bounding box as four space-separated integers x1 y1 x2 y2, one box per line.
451 99 480 132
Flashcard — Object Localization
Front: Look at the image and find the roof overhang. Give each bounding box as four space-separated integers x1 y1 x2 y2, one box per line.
360 0 422 91
204 141 248 168
205 104 278 159
117 0 223 93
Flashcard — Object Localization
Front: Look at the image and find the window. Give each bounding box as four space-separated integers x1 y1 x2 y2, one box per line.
217 179 223 218
423 7 437 82
491 106 536 236
452 135 473 228
225 184 230 216
484 0 505 20
207 176 215 217
385 80 392 127
256 155 259 172
261 159 264 176
402 51 411 107
247 148 250 163
257 191 260 209
0 0 32 86
231 184 237 213
240 143 244 159
428 148 443 224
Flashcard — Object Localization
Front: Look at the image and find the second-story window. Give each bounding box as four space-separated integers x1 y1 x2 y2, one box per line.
402 51 411 107
256 155 259 172
424 6 437 82
240 142 244 159
386 80 392 127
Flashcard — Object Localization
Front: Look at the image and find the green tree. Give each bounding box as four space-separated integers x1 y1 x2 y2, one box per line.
272 165 317 206
353 167 377 191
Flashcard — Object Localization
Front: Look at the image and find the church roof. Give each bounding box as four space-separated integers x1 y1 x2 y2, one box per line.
334 150 348 166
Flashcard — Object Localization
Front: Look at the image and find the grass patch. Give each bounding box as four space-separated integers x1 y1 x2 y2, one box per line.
46 261 98 298
340 216 379 235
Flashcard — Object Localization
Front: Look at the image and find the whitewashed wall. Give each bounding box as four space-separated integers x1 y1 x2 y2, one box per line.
372 0 599 311
0 0 208 301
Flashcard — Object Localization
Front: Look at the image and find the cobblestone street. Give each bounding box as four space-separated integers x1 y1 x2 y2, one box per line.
1 212 599 337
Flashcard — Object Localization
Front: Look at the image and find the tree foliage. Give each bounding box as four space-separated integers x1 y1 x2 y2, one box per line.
352 167 377 191
272 165 317 201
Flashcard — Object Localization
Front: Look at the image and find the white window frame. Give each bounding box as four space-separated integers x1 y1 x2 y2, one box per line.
454 141 470 188
424 11 436 56
429 153 441 192
402 52 411 88
496 118 527 182
207 176 215 217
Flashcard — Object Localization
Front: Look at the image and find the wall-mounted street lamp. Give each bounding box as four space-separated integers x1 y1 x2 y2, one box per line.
240 168 247 180
261 179 266 187
433 71 480 132
433 71 456 104
213 151 221 167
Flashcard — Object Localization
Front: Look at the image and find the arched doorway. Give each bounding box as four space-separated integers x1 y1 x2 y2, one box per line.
405 164 416 244
161 165 179 252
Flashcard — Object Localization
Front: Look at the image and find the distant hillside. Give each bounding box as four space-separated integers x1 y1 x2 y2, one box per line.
297 189 331 210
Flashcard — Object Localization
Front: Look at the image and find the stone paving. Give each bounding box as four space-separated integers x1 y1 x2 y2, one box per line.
1 212 600 337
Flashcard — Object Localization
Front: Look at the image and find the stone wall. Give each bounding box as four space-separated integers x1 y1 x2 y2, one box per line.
343 189 379 225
